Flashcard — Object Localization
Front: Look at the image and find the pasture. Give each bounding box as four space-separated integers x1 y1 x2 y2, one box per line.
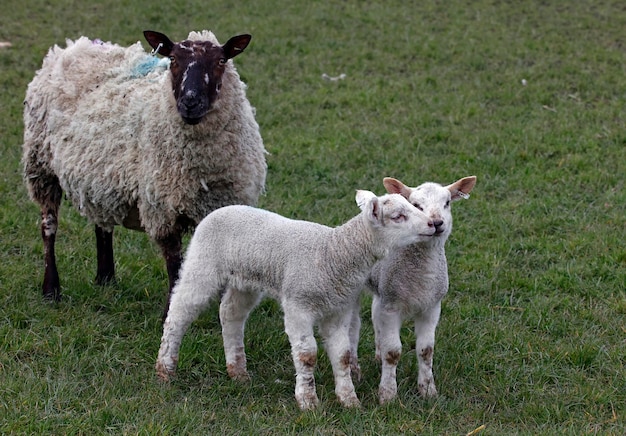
1 0 624 434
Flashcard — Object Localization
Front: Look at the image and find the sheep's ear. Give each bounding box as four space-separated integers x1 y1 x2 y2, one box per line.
144 30 175 57
223 34 251 60
356 190 382 223
447 176 477 201
383 177 413 200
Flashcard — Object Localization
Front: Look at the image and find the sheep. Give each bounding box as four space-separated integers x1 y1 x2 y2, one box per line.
22 30 267 315
364 175 476 404
155 189 437 410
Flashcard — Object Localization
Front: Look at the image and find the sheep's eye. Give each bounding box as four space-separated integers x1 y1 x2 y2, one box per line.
168 56 176 65
391 213 406 223
413 203 423 211
444 200 450 208
219 58 227 65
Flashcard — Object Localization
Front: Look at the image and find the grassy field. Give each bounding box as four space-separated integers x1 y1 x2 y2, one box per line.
1 0 625 434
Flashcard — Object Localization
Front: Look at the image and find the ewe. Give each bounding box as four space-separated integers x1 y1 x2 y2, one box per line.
156 190 435 410
22 30 266 315
365 176 476 404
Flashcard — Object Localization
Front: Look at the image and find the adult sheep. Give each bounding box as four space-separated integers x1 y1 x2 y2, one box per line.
22 30 267 315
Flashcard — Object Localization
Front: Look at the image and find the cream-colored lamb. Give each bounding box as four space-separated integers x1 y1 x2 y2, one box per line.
156 189 436 410
365 176 476 404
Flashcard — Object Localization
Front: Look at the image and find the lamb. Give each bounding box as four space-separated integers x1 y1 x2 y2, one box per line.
364 176 476 404
155 189 437 410
22 30 267 314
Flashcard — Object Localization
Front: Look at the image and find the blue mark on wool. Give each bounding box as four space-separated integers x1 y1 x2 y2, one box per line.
129 56 170 78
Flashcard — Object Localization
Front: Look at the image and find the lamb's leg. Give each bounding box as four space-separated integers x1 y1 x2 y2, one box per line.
41 204 60 301
372 296 403 404
95 225 115 285
347 298 362 382
156 278 214 381
414 301 441 398
283 311 319 410
319 310 361 408
219 287 263 381
156 233 183 320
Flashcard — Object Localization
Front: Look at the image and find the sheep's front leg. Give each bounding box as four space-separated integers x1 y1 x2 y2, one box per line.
283 311 319 410
156 233 183 320
319 310 361 408
219 287 263 381
372 295 403 404
95 225 115 285
41 205 61 301
414 301 441 398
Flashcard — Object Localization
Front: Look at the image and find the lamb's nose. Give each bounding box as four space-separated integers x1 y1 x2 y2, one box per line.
433 219 444 232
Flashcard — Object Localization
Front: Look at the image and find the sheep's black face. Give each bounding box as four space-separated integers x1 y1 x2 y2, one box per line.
144 31 252 125
169 40 225 124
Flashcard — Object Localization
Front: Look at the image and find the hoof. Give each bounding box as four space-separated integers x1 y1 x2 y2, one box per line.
296 393 320 410
418 382 438 399
378 385 397 405
339 394 361 408
155 360 175 381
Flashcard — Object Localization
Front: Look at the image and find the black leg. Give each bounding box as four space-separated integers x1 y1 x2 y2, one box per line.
95 225 115 285
41 208 60 301
157 233 183 321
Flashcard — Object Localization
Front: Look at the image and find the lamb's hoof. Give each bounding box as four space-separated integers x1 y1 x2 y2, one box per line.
227 367 251 382
339 394 361 408
155 360 175 382
378 385 398 405
296 393 320 410
227 356 250 381
418 382 438 399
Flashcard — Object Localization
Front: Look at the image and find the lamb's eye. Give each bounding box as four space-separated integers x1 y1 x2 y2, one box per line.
413 203 423 211
391 213 406 223
444 200 450 208
168 56 176 65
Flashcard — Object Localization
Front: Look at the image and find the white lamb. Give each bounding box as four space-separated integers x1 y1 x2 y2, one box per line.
365 176 476 404
156 190 436 410
22 30 267 315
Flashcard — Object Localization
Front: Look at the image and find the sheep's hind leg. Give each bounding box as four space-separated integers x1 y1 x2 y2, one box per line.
219 287 263 381
95 225 115 285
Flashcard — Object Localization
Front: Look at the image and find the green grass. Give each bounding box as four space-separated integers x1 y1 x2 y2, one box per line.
1 0 625 434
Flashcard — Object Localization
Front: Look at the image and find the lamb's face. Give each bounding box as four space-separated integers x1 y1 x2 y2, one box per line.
407 183 455 239
382 176 477 242
144 31 252 125
357 191 436 249
380 194 436 247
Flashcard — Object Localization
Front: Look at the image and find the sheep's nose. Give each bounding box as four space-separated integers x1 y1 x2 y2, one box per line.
181 94 199 109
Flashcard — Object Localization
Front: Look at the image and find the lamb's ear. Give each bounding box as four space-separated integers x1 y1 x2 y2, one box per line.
356 190 382 223
144 31 175 57
383 177 413 200
223 34 251 60
447 176 477 202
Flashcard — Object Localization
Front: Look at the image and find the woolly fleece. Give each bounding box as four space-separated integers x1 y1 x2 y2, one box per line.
23 31 267 239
